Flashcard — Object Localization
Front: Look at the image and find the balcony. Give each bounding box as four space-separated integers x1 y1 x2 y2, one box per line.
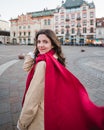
77 24 81 28
66 18 70 21
65 25 70 28
77 32 81 36
76 17 81 20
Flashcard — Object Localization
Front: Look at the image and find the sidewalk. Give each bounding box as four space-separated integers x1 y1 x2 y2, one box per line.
0 60 26 130
0 45 104 130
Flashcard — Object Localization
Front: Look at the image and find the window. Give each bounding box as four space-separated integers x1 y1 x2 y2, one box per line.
77 13 80 18
55 26 58 28
82 13 87 18
19 39 21 43
48 19 51 25
55 16 59 21
83 6 86 11
72 28 75 34
28 38 31 44
71 14 75 19
19 26 21 29
60 9 64 13
90 27 94 33
77 22 81 27
77 28 81 35
55 29 58 34
96 22 102 26
23 26 26 29
13 32 15 37
83 20 87 26
28 25 30 28
55 22 59 26
60 15 64 20
44 20 47 25
24 32 26 36
90 20 94 25
61 29 64 34
98 30 102 35
83 27 87 33
71 22 75 27
66 29 69 34
28 32 30 36
66 15 69 19
19 32 21 36
61 22 64 26
90 12 94 18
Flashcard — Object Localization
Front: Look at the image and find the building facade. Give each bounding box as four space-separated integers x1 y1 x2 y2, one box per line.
10 9 55 45
0 20 10 44
56 0 96 45
96 17 104 43
10 0 96 45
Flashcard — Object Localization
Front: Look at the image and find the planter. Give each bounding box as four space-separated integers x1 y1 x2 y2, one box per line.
18 53 25 59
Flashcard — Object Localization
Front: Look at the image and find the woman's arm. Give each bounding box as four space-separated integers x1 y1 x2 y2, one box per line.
17 61 46 130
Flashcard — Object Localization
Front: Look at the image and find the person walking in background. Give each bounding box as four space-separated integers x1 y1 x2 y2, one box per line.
17 29 104 130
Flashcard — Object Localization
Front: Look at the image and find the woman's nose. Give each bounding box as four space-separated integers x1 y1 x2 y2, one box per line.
39 42 44 47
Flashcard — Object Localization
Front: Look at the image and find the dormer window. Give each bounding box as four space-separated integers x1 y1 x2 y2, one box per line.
60 8 64 13
83 6 86 11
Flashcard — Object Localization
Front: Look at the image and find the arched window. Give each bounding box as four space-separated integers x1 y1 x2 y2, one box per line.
72 28 75 34
44 19 47 25
48 19 51 25
83 28 87 33
90 27 94 33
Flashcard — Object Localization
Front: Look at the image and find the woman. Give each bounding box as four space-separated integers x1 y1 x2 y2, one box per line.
17 29 104 130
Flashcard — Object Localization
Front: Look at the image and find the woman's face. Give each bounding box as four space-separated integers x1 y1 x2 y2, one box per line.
37 34 53 54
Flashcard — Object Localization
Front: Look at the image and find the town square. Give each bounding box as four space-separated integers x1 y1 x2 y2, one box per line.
0 0 104 129
0 44 104 129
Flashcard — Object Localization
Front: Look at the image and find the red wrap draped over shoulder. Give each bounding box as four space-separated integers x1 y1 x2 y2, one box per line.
22 49 104 130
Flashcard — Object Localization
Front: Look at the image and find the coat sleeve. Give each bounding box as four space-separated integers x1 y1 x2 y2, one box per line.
23 53 34 72
17 61 46 130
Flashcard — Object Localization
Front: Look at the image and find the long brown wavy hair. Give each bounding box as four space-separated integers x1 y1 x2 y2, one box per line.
34 29 66 66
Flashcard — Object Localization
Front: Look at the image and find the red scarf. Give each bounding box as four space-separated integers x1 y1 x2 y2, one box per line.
23 49 104 130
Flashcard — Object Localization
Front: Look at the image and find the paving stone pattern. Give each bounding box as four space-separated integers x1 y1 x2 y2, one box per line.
0 45 104 130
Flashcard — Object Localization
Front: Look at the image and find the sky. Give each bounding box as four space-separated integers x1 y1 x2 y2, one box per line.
0 0 103 22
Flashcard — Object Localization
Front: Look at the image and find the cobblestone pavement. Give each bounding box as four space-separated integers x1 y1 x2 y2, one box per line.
0 45 104 130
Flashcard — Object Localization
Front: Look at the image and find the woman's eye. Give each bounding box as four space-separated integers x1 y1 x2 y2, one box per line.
43 40 48 43
37 41 40 44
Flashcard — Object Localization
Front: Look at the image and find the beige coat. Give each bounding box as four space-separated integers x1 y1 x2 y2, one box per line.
17 54 45 130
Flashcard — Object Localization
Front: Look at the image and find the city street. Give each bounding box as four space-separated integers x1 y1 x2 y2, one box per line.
0 44 104 130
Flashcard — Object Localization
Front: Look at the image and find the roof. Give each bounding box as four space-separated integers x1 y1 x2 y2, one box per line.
89 2 95 9
31 9 55 18
62 0 83 9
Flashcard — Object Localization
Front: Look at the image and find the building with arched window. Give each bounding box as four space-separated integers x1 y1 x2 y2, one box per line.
10 0 96 45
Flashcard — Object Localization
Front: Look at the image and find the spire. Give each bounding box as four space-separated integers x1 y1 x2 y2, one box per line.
62 0 64 4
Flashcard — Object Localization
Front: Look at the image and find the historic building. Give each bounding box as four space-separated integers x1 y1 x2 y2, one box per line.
96 17 104 43
10 0 96 45
0 20 10 44
10 9 55 45
58 0 96 44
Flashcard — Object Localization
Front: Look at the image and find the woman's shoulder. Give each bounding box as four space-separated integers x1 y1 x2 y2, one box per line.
36 61 46 69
